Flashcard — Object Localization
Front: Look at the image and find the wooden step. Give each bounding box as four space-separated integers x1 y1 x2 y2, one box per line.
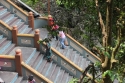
27 51 40 66
23 28 32 34
0 41 11 54
31 54 44 69
0 12 10 19
18 25 28 33
50 67 60 82
46 63 56 78
10 19 21 27
41 61 53 76
0 38 7 46
0 71 18 83
17 22 24 30
2 14 14 23
0 9 7 15
56 70 65 83
2 44 15 55
7 17 18 26
15 76 23 83
36 58 47 71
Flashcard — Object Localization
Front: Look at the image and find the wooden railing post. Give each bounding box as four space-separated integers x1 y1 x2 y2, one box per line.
12 25 18 45
15 49 22 76
34 29 40 51
28 12 34 30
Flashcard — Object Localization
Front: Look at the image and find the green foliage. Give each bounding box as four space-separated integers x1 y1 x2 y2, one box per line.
82 77 92 83
22 0 44 12
37 38 51 45
104 51 110 58
102 70 122 82
113 42 125 82
69 78 78 83
94 61 101 68
22 0 38 6
82 34 88 39
69 77 92 83
55 0 100 49
56 0 84 9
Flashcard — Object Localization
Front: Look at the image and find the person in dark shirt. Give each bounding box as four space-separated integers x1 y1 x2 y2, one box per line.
44 39 52 62
28 75 36 83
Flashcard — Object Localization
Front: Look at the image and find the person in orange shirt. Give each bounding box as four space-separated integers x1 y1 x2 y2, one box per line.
48 15 54 27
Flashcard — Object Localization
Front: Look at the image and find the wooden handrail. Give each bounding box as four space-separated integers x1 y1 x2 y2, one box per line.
21 62 53 83
38 17 48 20
0 55 15 59
52 47 83 71
17 34 34 37
0 20 12 30
66 34 101 62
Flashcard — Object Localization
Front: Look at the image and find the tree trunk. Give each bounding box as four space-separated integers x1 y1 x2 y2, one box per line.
102 0 114 83
102 60 112 83
95 0 114 82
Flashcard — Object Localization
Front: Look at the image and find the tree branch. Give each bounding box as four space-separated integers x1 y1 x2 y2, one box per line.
111 29 121 60
95 0 108 68
102 57 109 68
95 0 107 47
110 17 122 68
95 0 105 30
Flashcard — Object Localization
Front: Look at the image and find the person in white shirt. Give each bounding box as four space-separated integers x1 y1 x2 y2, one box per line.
59 31 66 49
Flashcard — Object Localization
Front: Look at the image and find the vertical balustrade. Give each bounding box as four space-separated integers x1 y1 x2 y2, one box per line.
12 25 18 45
34 29 40 51
28 12 34 30
15 49 22 76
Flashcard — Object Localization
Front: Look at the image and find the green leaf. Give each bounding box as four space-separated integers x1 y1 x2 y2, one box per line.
119 50 124 53
94 61 101 67
102 70 109 77
111 74 116 81
102 70 114 77
69 78 78 83
104 52 111 58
